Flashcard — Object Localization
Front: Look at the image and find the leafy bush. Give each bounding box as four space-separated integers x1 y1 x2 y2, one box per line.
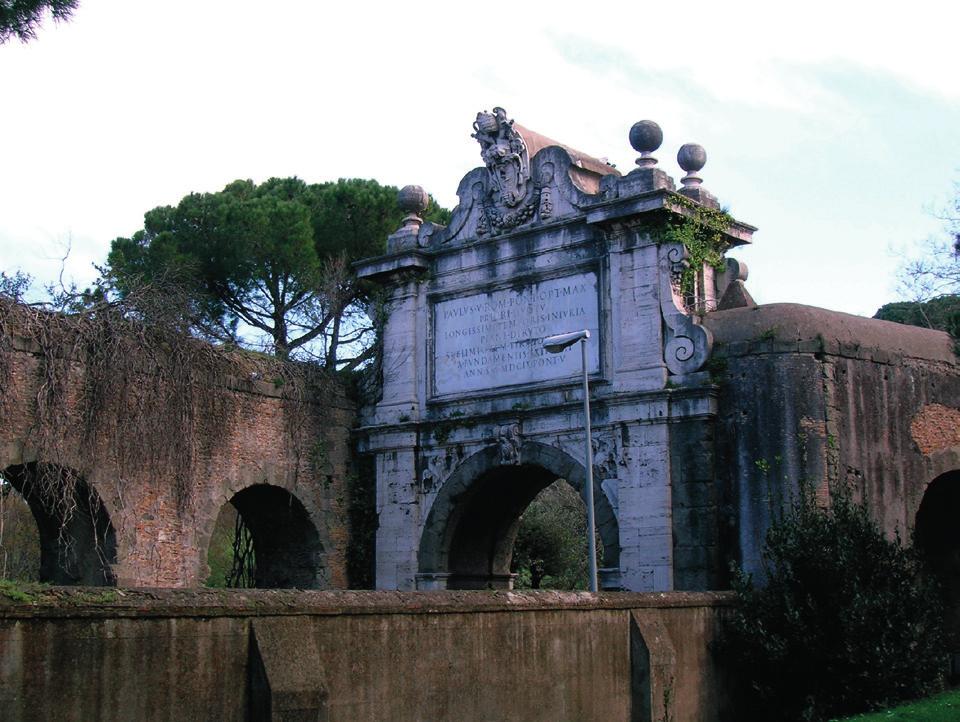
512 480 595 590
725 484 946 722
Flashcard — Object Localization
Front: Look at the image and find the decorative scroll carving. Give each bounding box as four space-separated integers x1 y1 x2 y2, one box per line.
435 112 607 245
658 243 713 375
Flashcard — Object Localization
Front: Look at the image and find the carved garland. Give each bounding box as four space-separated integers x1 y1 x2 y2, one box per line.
480 195 539 234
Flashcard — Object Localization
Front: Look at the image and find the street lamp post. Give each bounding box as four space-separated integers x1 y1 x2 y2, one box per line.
542 329 598 593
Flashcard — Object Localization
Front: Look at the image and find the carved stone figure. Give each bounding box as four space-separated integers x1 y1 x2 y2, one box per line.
537 162 555 220
497 423 522 465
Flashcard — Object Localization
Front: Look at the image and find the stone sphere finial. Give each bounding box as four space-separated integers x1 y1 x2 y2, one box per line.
629 120 663 168
677 143 707 188
398 185 429 228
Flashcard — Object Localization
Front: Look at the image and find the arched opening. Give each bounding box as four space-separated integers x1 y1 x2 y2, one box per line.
511 478 598 590
418 443 619 590
0 462 116 586
915 469 960 653
205 484 322 589
446 463 563 589
0 478 40 581
205 503 253 587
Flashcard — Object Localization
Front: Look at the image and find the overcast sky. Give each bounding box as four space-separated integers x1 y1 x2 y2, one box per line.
2 1 958 317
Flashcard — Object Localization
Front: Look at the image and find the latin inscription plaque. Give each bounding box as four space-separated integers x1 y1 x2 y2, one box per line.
433 273 600 395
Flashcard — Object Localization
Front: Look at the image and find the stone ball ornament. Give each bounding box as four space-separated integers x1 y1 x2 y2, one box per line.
629 120 664 154
677 143 707 173
398 185 429 215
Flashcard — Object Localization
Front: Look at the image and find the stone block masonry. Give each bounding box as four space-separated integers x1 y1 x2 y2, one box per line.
356 109 754 593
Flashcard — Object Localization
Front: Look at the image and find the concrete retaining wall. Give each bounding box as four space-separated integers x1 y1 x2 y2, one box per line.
705 303 960 578
0 589 733 722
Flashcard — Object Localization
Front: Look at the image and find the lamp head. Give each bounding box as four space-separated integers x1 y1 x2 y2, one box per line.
542 329 590 353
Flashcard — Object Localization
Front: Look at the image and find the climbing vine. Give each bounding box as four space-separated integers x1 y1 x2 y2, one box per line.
345 464 378 589
645 194 735 305
0 288 334 569
225 512 256 587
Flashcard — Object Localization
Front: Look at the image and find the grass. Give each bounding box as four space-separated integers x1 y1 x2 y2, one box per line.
0 579 119 605
0 579 50 604
832 688 960 721
0 579 42 602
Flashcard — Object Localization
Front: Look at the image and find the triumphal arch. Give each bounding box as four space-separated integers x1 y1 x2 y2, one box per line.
356 108 755 591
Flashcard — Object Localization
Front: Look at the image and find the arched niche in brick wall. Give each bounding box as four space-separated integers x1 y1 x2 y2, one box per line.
206 483 324 589
0 461 117 585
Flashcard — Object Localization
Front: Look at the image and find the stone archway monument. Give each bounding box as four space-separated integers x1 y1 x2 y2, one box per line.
355 108 755 591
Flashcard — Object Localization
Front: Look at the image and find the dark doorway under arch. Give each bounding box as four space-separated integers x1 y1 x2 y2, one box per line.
446 463 563 589
419 444 619 590
0 462 116 586
915 469 960 653
207 484 323 589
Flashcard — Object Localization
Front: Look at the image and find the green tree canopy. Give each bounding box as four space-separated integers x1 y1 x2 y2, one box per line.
0 0 77 43
105 177 449 366
511 480 596 590
874 295 960 338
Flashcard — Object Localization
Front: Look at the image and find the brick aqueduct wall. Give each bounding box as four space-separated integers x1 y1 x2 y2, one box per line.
0 334 356 589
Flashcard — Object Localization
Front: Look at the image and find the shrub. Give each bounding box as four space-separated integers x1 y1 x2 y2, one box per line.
512 480 595 590
724 483 946 721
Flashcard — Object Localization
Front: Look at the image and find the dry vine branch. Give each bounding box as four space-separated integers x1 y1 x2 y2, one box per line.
0 280 335 577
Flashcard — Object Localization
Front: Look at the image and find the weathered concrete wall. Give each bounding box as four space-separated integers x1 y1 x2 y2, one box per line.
705 303 960 576
0 336 356 588
0 588 733 722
